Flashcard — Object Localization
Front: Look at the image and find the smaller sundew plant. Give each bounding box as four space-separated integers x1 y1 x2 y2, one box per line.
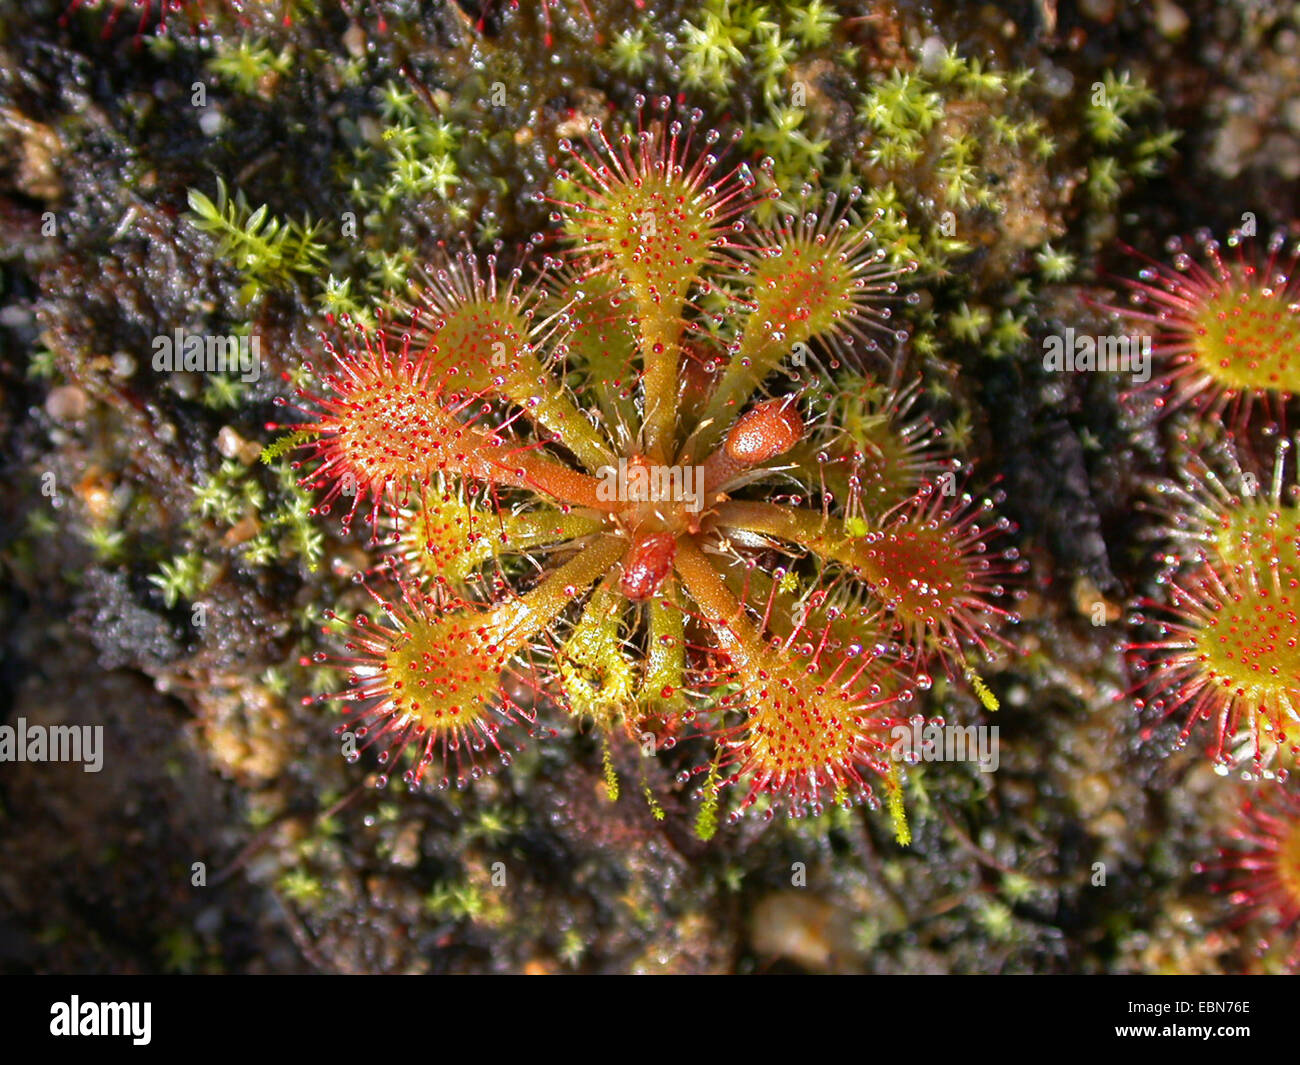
277 98 1023 827
1130 435 1300 774
1201 785 1300 971
1097 229 1300 430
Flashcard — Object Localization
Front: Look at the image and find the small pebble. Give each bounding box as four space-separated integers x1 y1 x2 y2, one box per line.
1079 0 1116 23
45 384 88 422
1037 59 1075 99
110 352 136 380
1209 114 1262 179
217 425 246 460
750 893 839 971
217 424 262 464
198 107 225 138
223 515 261 546
0 304 32 328
1153 0 1189 38
343 21 367 59
918 36 947 76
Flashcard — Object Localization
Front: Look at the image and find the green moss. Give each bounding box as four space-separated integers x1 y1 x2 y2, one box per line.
148 551 207 609
81 524 126 563
207 39 294 97
278 869 325 907
200 373 248 410
1035 242 1076 281
948 301 992 344
187 179 327 303
607 23 654 76
1086 70 1159 144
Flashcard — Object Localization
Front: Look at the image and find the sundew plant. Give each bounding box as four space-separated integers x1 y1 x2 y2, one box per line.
279 99 1022 833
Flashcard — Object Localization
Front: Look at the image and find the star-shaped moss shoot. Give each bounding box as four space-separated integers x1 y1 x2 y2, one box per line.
283 98 1022 825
